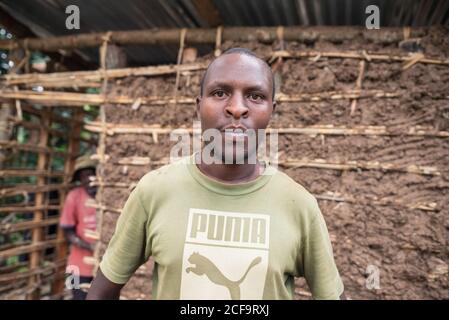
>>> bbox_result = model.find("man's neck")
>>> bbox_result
[195,152,262,184]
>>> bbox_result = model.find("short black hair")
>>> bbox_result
[200,47,275,100]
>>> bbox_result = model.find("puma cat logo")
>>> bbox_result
[185,252,262,300]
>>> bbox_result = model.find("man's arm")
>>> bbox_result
[61,226,95,252]
[302,201,344,300]
[86,268,125,300]
[87,184,151,299]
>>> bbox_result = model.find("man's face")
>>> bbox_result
[78,168,95,190]
[196,53,276,163]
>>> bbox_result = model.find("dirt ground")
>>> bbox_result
[97,27,449,300]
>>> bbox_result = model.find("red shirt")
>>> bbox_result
[60,186,97,277]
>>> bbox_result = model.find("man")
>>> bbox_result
[60,155,97,300]
[87,48,344,300]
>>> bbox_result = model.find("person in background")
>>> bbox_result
[59,155,98,300]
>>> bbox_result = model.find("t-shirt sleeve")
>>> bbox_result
[302,200,344,300]
[99,184,151,284]
[60,190,77,227]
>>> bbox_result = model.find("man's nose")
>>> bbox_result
[224,93,249,119]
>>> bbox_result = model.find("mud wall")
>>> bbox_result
[96,27,449,300]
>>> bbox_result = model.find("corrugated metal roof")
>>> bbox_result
[0,0,448,66]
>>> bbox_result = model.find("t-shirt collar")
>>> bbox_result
[186,152,276,196]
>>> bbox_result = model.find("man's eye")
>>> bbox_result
[213,90,226,98]
[249,93,263,101]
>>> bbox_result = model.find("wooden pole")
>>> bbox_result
[0,169,65,178]
[1,217,60,234]
[83,122,449,138]
[0,62,207,88]
[51,108,82,297]
[0,141,73,157]
[0,103,13,167]
[0,183,71,198]
[1,89,429,107]
[0,205,60,213]
[0,239,65,260]
[0,26,432,51]
[27,107,50,299]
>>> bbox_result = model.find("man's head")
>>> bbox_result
[72,155,97,196]
[199,48,276,100]
[75,167,95,186]
[196,48,276,163]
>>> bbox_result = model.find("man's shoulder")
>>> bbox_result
[67,186,84,198]
[271,169,318,209]
[136,156,191,192]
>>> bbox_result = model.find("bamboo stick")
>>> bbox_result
[28,107,50,299]
[274,126,449,137]
[0,169,65,178]
[315,192,438,211]
[1,62,207,88]
[89,155,440,176]
[0,26,431,51]
[0,261,28,274]
[0,205,60,213]
[0,239,64,260]
[52,107,82,296]
[88,180,138,190]
[0,141,72,157]
[280,158,440,176]
[1,217,60,234]
[0,259,66,283]
[85,202,121,214]
[271,50,449,66]
[0,272,61,299]
[0,240,32,252]
[20,104,84,126]
[0,183,71,198]
[92,47,109,278]
[2,88,432,107]
[85,188,438,213]
[350,59,366,116]
[275,90,401,101]
[78,136,98,145]
[1,48,446,90]
[84,122,449,138]
[0,280,28,296]
[7,116,69,139]
[0,89,196,106]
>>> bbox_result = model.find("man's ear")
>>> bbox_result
[196,96,201,120]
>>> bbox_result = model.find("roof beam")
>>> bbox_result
[0,26,436,52]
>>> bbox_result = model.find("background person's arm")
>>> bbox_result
[86,268,125,299]
[62,226,95,251]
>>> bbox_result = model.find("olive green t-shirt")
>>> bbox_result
[100,154,344,300]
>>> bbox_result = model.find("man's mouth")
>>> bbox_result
[223,130,247,137]
[221,125,248,137]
